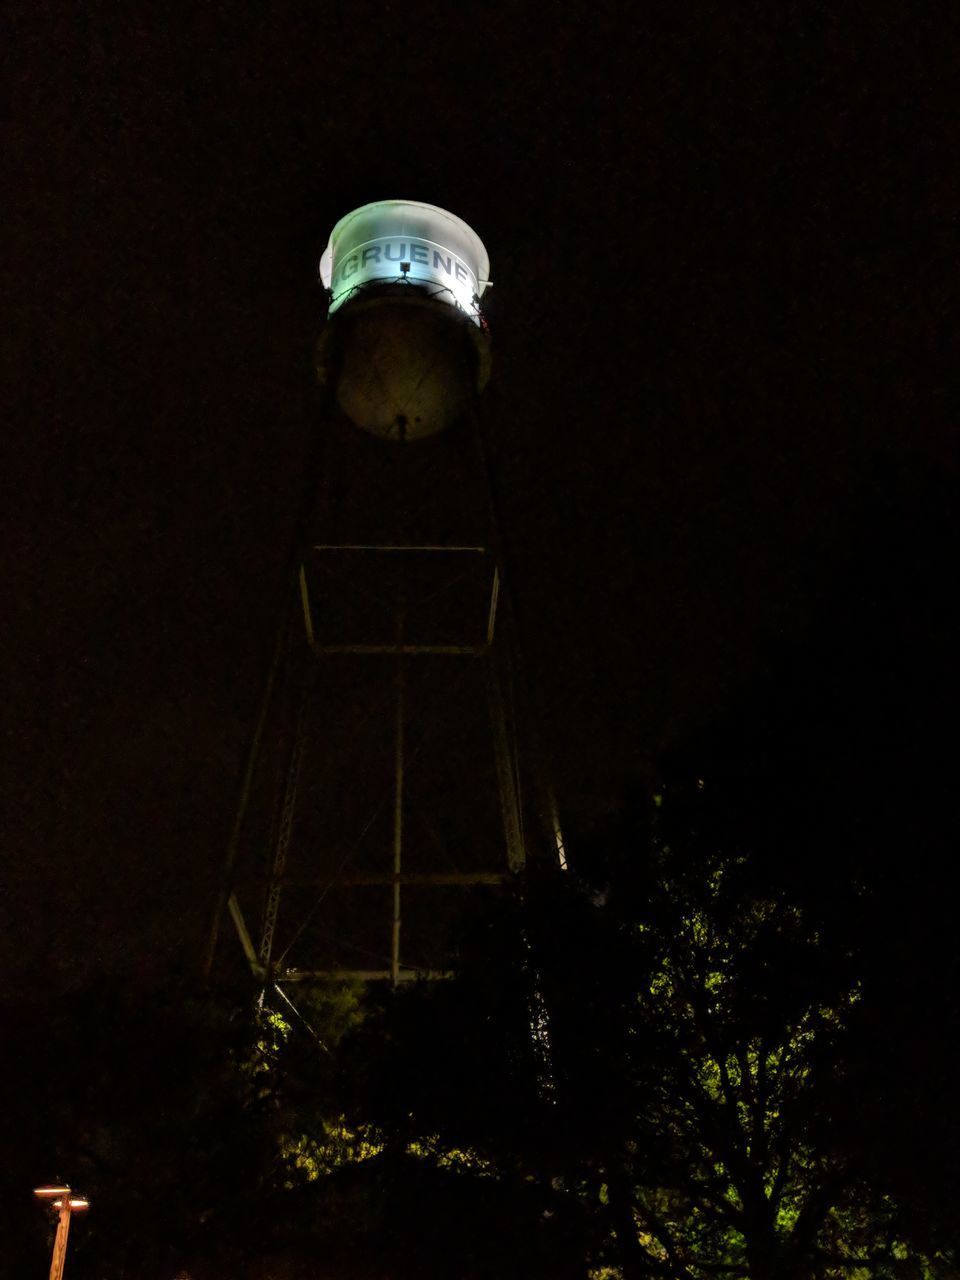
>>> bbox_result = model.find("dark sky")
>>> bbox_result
[3,6,954,988]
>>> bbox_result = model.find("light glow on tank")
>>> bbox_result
[319,200,490,325]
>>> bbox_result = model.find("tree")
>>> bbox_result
[221,770,957,1280]
[520,776,956,1279]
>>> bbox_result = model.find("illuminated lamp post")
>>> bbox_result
[34,1186,89,1280]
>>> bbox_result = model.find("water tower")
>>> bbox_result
[206,201,563,990]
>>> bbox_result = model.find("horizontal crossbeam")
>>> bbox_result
[311,643,484,656]
[313,544,487,554]
[279,968,454,983]
[279,871,511,887]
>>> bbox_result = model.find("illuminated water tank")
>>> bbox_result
[317,201,491,441]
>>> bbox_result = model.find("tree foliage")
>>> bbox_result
[526,780,953,1278]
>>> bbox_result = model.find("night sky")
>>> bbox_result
[4,7,954,993]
